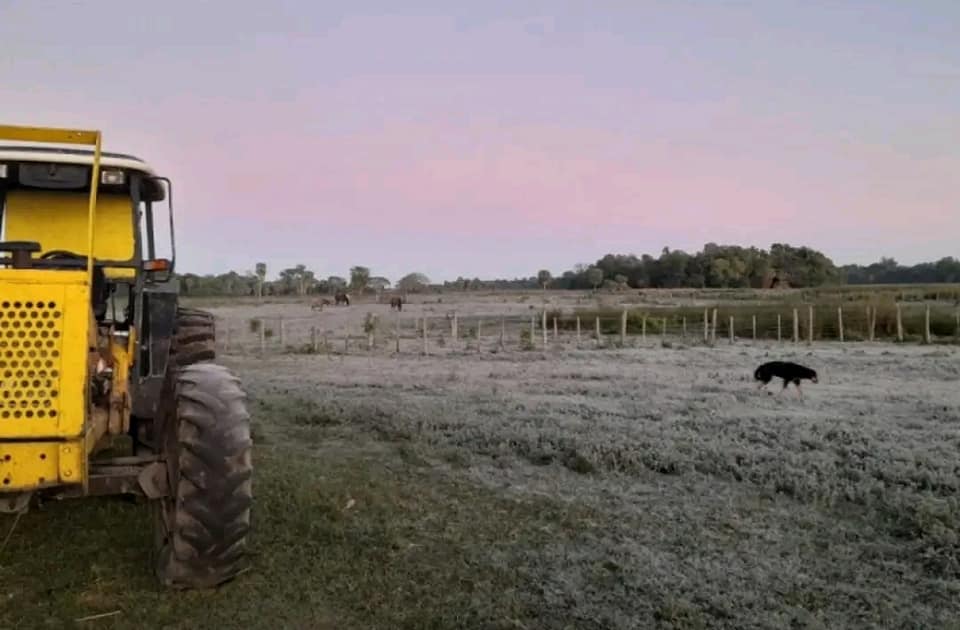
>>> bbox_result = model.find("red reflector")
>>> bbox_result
[143,259,170,271]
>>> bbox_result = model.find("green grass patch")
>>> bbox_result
[0,405,594,630]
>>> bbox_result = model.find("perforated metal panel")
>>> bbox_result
[0,271,88,439]
[0,298,63,423]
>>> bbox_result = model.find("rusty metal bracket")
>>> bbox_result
[137,461,170,499]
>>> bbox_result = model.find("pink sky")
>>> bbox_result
[1,1,958,281]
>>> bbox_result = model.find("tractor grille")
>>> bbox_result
[0,299,63,422]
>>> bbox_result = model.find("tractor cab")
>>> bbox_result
[0,125,252,589]
[0,141,172,323]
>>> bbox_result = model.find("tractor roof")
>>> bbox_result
[0,144,166,201]
[0,144,158,175]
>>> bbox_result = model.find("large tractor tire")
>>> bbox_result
[172,306,216,367]
[154,362,253,589]
[133,306,218,450]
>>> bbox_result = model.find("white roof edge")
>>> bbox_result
[0,149,157,176]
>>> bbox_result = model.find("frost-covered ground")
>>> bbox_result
[223,322,960,629]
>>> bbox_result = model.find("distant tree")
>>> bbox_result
[537,269,552,290]
[613,274,629,291]
[368,276,391,292]
[277,268,296,295]
[586,266,604,291]
[398,272,430,293]
[327,276,347,292]
[350,266,371,294]
[278,264,314,296]
[255,262,267,300]
[296,265,311,295]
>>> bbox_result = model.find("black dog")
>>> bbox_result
[754,361,818,399]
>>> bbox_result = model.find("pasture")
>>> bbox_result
[2,290,959,629]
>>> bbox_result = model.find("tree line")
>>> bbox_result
[175,243,960,297]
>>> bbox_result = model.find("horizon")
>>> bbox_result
[2,1,958,282]
[179,242,953,284]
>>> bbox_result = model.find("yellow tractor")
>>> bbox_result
[0,124,252,588]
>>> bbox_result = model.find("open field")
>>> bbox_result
[2,293,960,629]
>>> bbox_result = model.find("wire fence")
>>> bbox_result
[215,302,960,356]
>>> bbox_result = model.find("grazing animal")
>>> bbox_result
[390,296,403,311]
[754,361,818,399]
[334,291,350,306]
[310,298,331,311]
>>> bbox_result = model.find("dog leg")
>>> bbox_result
[777,379,789,397]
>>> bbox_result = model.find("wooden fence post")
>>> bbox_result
[807,305,814,345]
[896,304,903,342]
[837,307,844,343]
[792,308,799,344]
[868,306,876,342]
[682,316,687,339]
[279,318,285,348]
[422,317,428,355]
[777,314,782,343]
[542,310,548,347]
[576,316,581,345]
[751,315,757,341]
[728,316,735,344]
[452,312,458,345]
[924,305,932,344]
[595,316,601,346]
[553,317,558,341]
[477,319,483,353]
[530,315,536,347]
[259,319,266,353]
[703,308,709,342]
[499,317,505,350]
[711,308,718,344]
[620,309,627,346]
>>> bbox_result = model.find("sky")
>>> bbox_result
[1,0,958,282]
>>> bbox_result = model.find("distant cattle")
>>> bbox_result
[334,291,351,306]
[390,296,403,311]
[310,298,331,311]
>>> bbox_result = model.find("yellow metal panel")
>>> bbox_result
[0,439,84,491]
[4,190,134,263]
[0,125,99,146]
[108,330,135,434]
[0,270,90,438]
[58,441,83,484]
[104,267,136,280]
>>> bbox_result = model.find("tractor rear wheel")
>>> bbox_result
[172,306,217,367]
[154,362,253,589]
